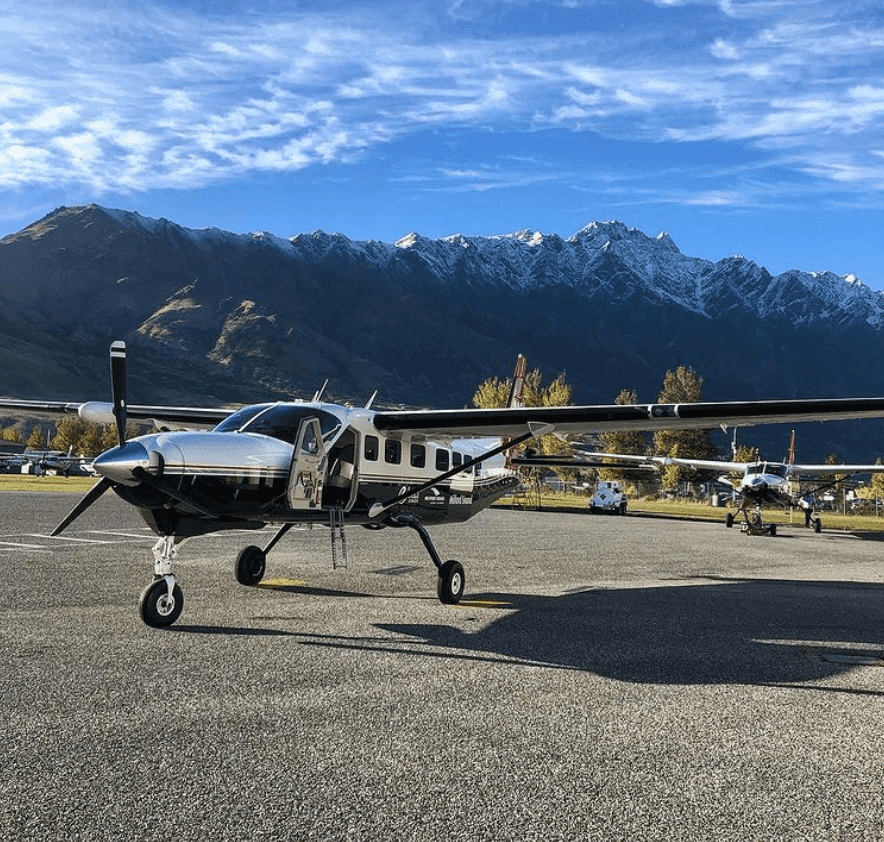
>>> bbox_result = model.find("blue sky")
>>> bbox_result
[3,0,884,286]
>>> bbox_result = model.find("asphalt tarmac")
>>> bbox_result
[3,492,884,841]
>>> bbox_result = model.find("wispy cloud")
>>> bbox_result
[1,0,884,211]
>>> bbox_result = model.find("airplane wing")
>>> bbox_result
[0,399,232,430]
[582,452,746,473]
[791,463,884,475]
[8,393,884,440]
[509,454,657,470]
[372,397,884,439]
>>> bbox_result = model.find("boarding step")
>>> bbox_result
[329,506,348,569]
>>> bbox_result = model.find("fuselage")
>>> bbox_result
[736,462,794,507]
[92,400,520,538]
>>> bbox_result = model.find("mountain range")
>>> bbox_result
[1,204,882,461]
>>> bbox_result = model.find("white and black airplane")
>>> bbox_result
[591,440,884,535]
[7,341,884,626]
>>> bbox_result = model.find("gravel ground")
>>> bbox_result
[3,492,884,841]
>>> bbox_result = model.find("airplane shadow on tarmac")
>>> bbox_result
[351,576,884,690]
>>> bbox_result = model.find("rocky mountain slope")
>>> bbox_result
[1,204,882,460]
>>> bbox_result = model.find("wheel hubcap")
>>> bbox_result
[157,594,175,616]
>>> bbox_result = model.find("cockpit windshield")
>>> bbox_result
[746,462,787,478]
[214,403,342,446]
[214,404,273,433]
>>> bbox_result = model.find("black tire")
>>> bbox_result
[769,523,777,537]
[437,559,465,605]
[814,517,822,533]
[139,578,183,628]
[235,545,266,586]
[725,512,734,528]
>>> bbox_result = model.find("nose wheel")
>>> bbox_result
[139,577,183,628]
[139,535,186,628]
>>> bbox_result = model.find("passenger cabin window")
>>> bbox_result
[385,439,402,465]
[410,443,426,468]
[453,451,463,468]
[364,435,379,461]
[436,448,450,471]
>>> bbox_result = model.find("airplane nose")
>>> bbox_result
[92,441,150,485]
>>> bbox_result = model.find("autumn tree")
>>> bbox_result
[653,365,717,490]
[825,451,847,513]
[868,465,884,514]
[471,376,512,411]
[26,425,47,449]
[472,363,575,462]
[727,443,759,486]
[50,417,90,453]
[1,425,23,443]
[597,388,650,482]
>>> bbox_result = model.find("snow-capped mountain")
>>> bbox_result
[2,203,884,459]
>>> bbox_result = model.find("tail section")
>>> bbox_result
[506,354,527,409]
[504,354,527,467]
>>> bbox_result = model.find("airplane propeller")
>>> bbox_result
[51,477,113,537]
[50,342,129,537]
[110,340,127,448]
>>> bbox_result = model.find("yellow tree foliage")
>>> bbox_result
[597,389,650,482]
[1,425,23,443]
[653,365,717,489]
[472,364,574,461]
[50,417,89,453]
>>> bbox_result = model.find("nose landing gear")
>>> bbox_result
[139,536,186,628]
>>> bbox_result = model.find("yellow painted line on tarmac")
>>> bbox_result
[455,599,513,609]
[258,577,308,589]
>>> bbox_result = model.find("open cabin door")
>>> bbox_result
[287,417,327,510]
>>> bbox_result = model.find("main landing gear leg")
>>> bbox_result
[389,513,466,605]
[234,523,294,587]
[139,535,185,628]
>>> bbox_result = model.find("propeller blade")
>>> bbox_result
[110,341,127,448]
[51,477,113,537]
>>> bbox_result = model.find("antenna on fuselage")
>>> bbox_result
[365,390,378,409]
[312,379,329,403]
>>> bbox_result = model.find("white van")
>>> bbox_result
[589,481,628,514]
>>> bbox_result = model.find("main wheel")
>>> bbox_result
[813,517,822,533]
[235,545,267,586]
[769,523,777,536]
[725,512,734,528]
[437,559,465,605]
[139,578,183,628]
